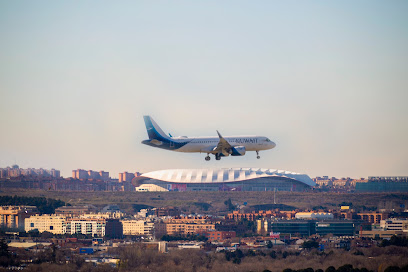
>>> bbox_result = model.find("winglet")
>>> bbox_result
[216,130,223,138]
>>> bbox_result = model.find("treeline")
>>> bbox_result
[222,248,300,264]
[160,234,207,242]
[0,195,66,214]
[380,235,408,247]
[281,264,408,272]
[3,243,408,272]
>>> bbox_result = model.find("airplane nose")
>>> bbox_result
[270,141,276,148]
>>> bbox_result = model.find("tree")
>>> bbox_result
[0,239,13,267]
[384,266,401,272]
[302,240,319,249]
[224,198,235,211]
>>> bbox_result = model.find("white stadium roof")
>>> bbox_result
[141,168,315,187]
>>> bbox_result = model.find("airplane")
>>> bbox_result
[141,116,276,161]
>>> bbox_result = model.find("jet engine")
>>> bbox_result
[231,146,246,156]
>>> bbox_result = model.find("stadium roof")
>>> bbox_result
[141,168,315,187]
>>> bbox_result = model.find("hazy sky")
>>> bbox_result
[1,1,407,179]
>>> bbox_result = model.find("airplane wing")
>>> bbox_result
[213,130,233,156]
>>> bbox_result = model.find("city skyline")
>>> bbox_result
[1,1,407,178]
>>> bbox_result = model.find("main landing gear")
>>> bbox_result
[256,151,260,159]
[205,153,221,161]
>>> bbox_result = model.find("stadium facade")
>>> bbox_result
[134,168,315,192]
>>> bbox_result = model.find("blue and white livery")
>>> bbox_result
[141,116,276,161]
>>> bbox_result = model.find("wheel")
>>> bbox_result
[205,156,210,161]
[257,156,260,159]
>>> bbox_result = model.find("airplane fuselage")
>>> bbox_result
[141,116,276,160]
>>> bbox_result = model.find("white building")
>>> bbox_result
[295,212,334,220]
[121,220,154,236]
[136,184,168,192]
[66,218,106,237]
[25,215,66,234]
[79,212,125,220]
[380,218,408,232]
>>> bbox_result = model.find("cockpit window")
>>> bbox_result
[265,138,271,142]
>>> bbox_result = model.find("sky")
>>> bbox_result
[0,1,407,179]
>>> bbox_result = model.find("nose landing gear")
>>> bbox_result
[256,151,260,159]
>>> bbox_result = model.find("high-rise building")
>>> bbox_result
[72,169,110,181]
[72,169,88,179]
[119,172,135,182]
[99,171,109,181]
[0,206,38,230]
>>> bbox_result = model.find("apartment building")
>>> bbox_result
[0,206,38,230]
[156,222,215,236]
[66,218,106,237]
[228,210,296,221]
[205,230,236,242]
[25,215,66,234]
[55,205,98,217]
[121,220,154,236]
[380,218,408,232]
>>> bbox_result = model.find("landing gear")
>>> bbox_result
[205,155,211,161]
[256,151,260,159]
[215,154,221,160]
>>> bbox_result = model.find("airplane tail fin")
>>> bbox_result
[143,116,170,140]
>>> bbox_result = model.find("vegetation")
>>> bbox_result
[0,189,405,215]
[1,238,408,271]
[0,195,65,214]
[0,239,15,267]
[250,203,297,211]
[379,235,408,247]
[160,234,207,242]
[302,240,319,249]
[193,202,212,211]
[224,198,236,211]
[132,204,154,212]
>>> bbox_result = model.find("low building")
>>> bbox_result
[55,205,98,217]
[25,215,66,234]
[356,177,408,192]
[155,207,181,217]
[380,218,408,232]
[270,220,316,237]
[205,230,236,242]
[360,230,407,239]
[228,210,296,221]
[295,212,334,220]
[315,220,360,236]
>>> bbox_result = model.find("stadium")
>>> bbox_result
[133,168,315,192]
